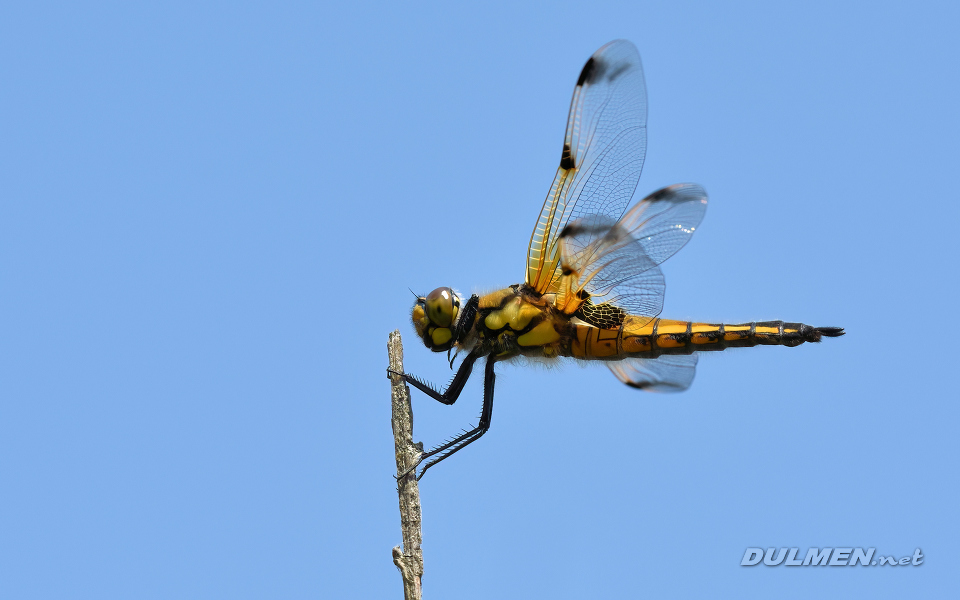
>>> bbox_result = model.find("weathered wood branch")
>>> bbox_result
[388,330,423,599]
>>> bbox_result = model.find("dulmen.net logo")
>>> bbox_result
[741,548,923,567]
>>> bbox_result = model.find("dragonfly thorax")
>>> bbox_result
[412,286,461,352]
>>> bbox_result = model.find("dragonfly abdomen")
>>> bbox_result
[570,318,844,360]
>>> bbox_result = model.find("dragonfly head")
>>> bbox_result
[411,286,461,352]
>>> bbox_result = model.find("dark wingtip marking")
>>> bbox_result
[817,327,845,338]
[607,62,629,82]
[648,187,671,202]
[576,57,596,86]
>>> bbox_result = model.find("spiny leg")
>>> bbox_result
[455,295,479,343]
[388,351,479,405]
[414,356,497,481]
[387,351,480,479]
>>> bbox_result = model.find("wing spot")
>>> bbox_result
[560,143,575,170]
[607,62,629,82]
[576,57,596,86]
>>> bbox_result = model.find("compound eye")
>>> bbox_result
[425,287,458,328]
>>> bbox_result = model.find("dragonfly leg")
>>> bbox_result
[413,356,497,480]
[387,351,479,405]
[454,294,479,343]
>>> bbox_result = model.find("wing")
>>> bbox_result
[607,354,699,392]
[553,184,708,326]
[526,40,647,294]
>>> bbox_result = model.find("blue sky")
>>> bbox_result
[2,2,957,598]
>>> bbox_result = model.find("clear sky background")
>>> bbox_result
[2,2,958,598]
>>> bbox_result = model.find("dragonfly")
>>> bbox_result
[389,40,843,480]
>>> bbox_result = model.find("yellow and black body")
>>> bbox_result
[414,283,841,371]
[390,40,843,480]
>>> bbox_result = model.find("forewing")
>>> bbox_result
[526,40,647,293]
[607,354,699,392]
[554,184,707,322]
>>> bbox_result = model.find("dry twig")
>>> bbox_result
[388,331,423,599]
